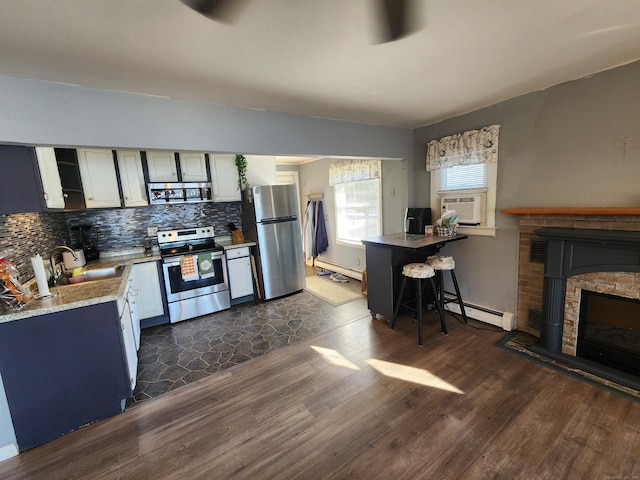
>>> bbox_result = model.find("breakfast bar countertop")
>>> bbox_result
[361,232,468,321]
[362,232,468,249]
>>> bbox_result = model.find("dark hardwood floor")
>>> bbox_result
[2,311,639,479]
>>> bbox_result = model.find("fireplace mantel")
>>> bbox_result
[501,207,640,215]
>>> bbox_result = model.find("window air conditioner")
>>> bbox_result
[440,194,484,225]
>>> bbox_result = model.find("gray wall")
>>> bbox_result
[414,60,640,316]
[5,57,640,320]
[0,73,415,286]
[0,75,413,161]
[0,372,16,454]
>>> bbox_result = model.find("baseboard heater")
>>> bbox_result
[442,294,514,331]
[314,259,513,331]
[314,259,363,281]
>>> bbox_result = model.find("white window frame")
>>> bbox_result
[430,161,498,237]
[334,178,382,247]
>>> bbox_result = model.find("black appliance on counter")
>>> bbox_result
[71,225,100,261]
[404,208,432,234]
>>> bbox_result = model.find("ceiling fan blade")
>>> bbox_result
[180,0,240,23]
[378,0,409,42]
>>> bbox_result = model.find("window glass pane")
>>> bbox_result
[335,179,380,243]
[440,163,487,191]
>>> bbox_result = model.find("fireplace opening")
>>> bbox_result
[577,290,640,377]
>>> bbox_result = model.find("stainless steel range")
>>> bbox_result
[157,226,230,323]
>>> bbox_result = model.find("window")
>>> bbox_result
[427,125,500,236]
[329,159,382,245]
[439,163,487,192]
[334,178,381,245]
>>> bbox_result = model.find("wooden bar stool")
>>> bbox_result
[391,263,447,345]
[426,255,469,332]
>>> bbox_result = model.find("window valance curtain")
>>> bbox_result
[328,159,381,186]
[426,124,500,171]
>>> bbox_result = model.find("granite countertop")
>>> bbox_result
[216,238,256,249]
[0,240,256,323]
[0,251,161,324]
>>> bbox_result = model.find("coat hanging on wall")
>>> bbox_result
[303,194,328,264]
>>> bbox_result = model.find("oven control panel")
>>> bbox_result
[157,227,215,245]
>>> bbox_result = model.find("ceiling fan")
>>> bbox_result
[180,0,416,43]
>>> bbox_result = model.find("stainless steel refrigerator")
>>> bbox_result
[241,184,306,300]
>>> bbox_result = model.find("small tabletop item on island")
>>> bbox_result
[436,211,459,237]
[0,251,27,310]
[424,225,434,236]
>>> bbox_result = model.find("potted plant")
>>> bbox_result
[235,154,250,191]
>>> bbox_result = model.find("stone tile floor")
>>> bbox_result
[128,267,368,407]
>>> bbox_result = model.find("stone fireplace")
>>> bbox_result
[501,208,640,383]
[535,227,640,354]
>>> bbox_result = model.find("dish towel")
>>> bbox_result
[180,255,199,281]
[197,252,215,279]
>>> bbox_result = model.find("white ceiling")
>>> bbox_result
[1,0,640,129]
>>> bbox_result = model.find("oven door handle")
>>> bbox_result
[162,252,224,266]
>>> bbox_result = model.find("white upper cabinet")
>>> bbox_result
[76,149,121,208]
[35,146,65,209]
[179,153,208,182]
[211,154,241,202]
[116,150,148,207]
[146,151,178,182]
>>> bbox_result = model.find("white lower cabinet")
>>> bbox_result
[130,261,165,320]
[226,247,254,299]
[118,278,139,391]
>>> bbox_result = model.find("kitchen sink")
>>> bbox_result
[83,265,126,281]
[84,265,125,281]
[60,264,126,285]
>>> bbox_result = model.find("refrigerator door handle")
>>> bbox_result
[260,216,297,224]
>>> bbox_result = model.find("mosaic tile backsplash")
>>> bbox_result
[1,202,242,282]
[0,212,70,281]
[64,202,242,252]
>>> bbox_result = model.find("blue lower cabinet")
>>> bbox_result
[0,302,130,451]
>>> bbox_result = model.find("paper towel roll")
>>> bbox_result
[31,254,51,297]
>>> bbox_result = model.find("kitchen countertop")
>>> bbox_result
[0,251,161,324]
[216,239,256,249]
[1,240,256,323]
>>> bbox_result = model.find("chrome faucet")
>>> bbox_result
[49,246,78,280]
